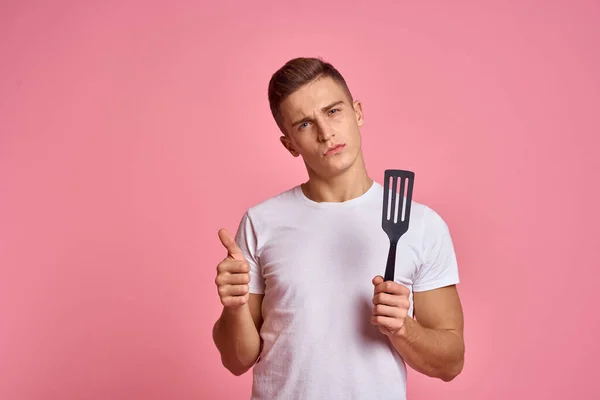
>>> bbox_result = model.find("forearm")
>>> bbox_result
[390,317,464,381]
[212,305,261,376]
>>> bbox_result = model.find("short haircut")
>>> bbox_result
[267,57,353,133]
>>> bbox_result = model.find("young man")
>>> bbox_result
[212,57,465,399]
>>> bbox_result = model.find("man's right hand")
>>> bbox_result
[216,228,251,308]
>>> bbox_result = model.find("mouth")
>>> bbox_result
[324,144,346,156]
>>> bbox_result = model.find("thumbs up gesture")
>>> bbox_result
[215,228,251,308]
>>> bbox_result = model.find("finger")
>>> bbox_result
[215,271,250,286]
[221,292,249,308]
[372,304,403,319]
[374,280,410,296]
[372,292,410,309]
[217,259,250,274]
[372,275,384,286]
[218,228,245,260]
[218,284,249,297]
[375,281,406,294]
[370,315,404,332]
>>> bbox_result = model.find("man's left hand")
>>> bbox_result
[371,275,411,336]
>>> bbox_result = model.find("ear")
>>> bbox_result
[280,135,300,157]
[353,100,364,127]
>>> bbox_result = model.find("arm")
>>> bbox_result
[389,285,465,381]
[213,293,264,376]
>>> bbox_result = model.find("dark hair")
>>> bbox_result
[267,57,353,133]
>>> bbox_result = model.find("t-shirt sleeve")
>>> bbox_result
[234,210,265,294]
[412,206,460,292]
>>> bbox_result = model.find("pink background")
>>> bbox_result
[1,0,599,399]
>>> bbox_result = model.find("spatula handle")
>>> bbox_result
[384,241,397,282]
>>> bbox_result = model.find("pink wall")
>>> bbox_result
[1,1,599,399]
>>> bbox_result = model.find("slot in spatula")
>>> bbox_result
[382,169,415,282]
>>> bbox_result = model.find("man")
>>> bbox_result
[212,57,465,399]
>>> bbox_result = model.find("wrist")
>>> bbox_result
[222,303,250,319]
[392,315,418,340]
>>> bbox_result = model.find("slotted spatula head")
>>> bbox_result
[382,169,415,281]
[382,169,415,241]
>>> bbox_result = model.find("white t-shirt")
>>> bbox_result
[234,180,460,400]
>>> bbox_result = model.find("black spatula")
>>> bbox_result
[382,169,415,282]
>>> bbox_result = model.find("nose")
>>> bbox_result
[316,120,334,142]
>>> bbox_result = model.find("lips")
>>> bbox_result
[324,144,345,156]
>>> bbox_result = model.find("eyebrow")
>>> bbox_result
[290,100,346,127]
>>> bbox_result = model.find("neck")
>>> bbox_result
[302,152,373,203]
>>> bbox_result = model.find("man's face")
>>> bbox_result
[278,76,365,179]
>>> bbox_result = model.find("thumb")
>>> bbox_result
[372,275,384,286]
[218,228,244,260]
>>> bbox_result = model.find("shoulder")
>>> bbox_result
[240,185,303,228]
[246,185,301,214]
[404,200,454,255]
[419,203,451,234]
[394,197,450,236]
[375,180,448,232]
[413,202,456,262]
[235,185,304,258]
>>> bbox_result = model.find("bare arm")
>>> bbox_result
[213,228,265,376]
[213,293,264,376]
[390,285,465,381]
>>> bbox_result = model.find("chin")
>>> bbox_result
[318,159,354,178]
[307,147,360,177]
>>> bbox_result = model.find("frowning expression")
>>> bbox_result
[278,76,364,178]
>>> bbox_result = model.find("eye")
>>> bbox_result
[299,122,310,130]
[329,108,340,115]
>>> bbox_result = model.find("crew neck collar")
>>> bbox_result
[294,180,379,208]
